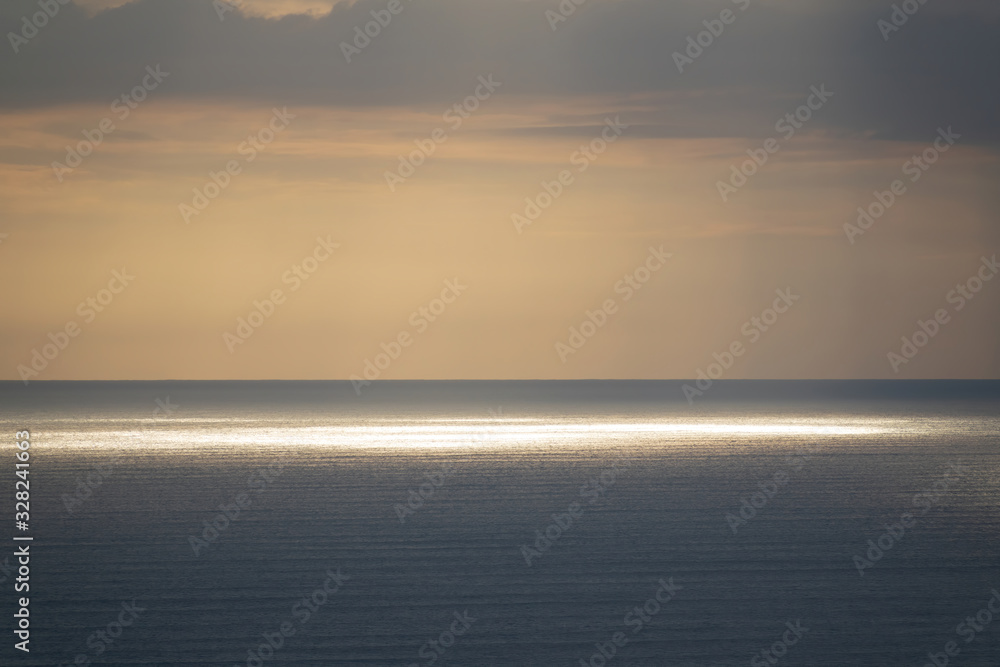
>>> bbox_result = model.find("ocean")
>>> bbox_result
[1,380,998,666]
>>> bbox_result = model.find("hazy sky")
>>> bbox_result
[1,0,998,381]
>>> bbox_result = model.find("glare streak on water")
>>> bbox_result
[37,414,995,456]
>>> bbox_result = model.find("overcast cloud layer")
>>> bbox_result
[2,0,999,143]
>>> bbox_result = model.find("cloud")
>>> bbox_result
[0,0,997,144]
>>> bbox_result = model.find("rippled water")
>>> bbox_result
[1,381,998,666]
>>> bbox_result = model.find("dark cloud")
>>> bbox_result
[1,0,997,143]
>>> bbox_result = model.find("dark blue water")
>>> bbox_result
[0,381,998,666]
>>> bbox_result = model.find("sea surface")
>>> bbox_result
[0,380,998,666]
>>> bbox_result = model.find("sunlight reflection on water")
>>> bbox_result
[40,413,958,456]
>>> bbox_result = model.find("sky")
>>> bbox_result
[0,0,998,382]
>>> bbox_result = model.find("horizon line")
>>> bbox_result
[3,378,1000,384]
